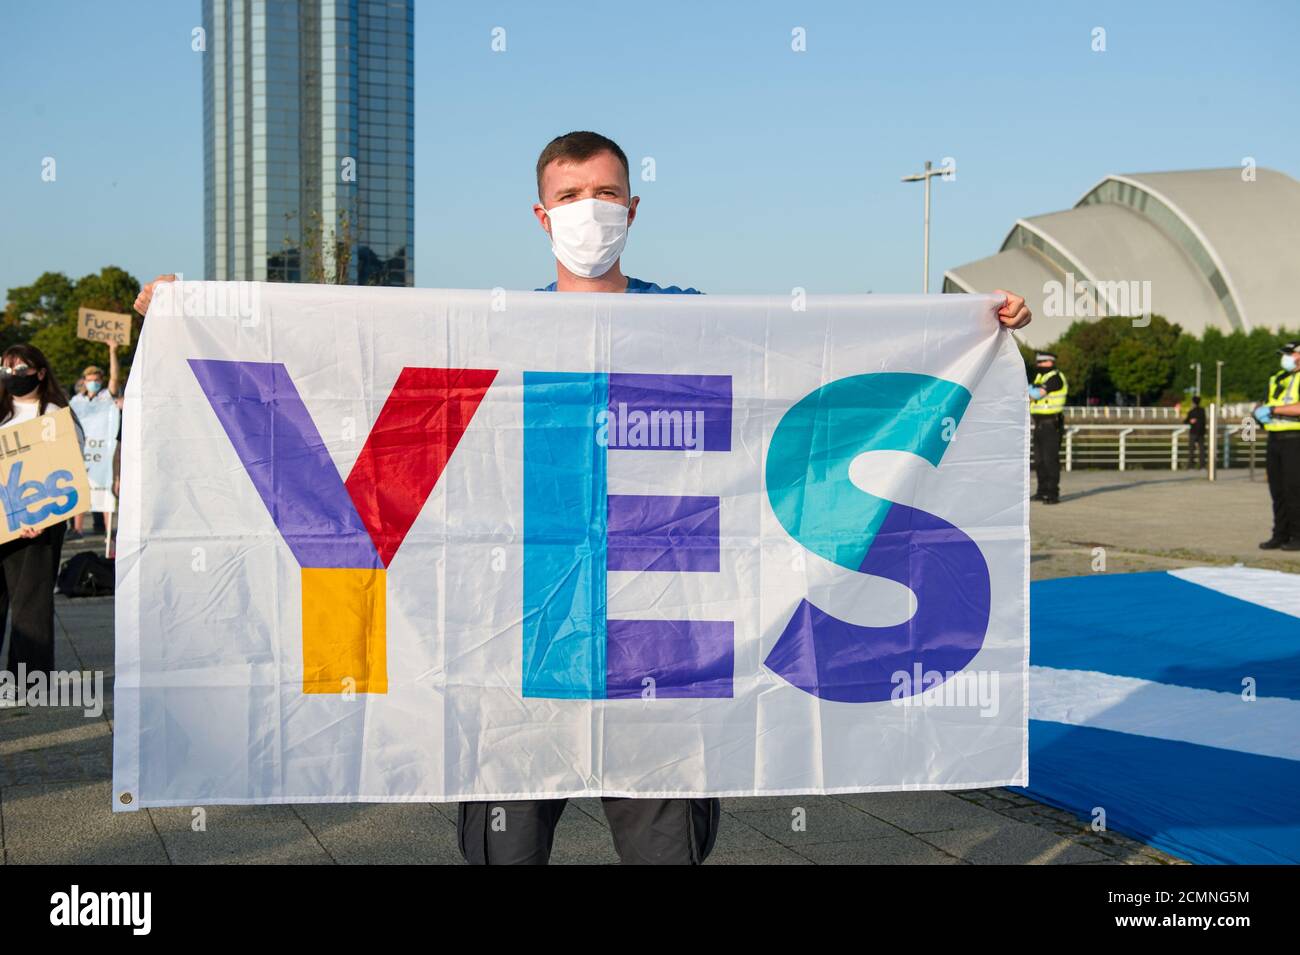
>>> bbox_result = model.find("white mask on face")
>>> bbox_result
[543,198,629,278]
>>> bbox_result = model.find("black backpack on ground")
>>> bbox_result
[57,552,115,597]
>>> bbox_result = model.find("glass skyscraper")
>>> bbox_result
[202,0,414,286]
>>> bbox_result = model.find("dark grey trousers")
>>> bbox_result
[457,797,721,865]
[1,521,65,675]
[1032,414,1062,499]
[1266,432,1300,541]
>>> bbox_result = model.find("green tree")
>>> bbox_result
[1054,319,1119,401]
[1046,313,1182,404]
[5,266,141,388]
[1109,335,1174,402]
[1015,337,1036,375]
[2,271,77,351]
[1164,325,1300,403]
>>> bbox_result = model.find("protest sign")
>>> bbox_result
[0,406,91,544]
[77,307,132,346]
[70,394,120,511]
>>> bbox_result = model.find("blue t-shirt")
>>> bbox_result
[536,276,701,294]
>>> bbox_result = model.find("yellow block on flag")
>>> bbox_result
[300,567,387,694]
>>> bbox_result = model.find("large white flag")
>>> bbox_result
[112,282,1028,810]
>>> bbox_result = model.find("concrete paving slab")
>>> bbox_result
[1031,470,1300,578]
[835,790,1012,832]
[148,805,332,864]
[568,797,612,828]
[2,780,166,864]
[0,702,108,746]
[705,844,814,865]
[919,822,1110,865]
[547,807,621,865]
[994,805,1177,864]
[428,801,459,827]
[715,811,796,851]
[797,834,966,865]
[294,803,463,864]
[729,800,901,846]
[721,795,832,812]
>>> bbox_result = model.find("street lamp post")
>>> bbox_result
[1215,360,1224,407]
[902,160,948,293]
[1190,362,1202,396]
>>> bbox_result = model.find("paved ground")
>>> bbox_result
[11,467,1284,864]
[1030,467,1300,579]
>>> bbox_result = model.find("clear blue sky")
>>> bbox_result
[1,0,1297,299]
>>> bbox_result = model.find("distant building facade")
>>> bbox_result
[202,0,414,286]
[945,168,1300,346]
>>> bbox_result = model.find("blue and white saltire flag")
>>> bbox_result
[113,282,1028,809]
[1025,566,1300,865]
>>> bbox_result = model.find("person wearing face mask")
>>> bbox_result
[453,130,1036,866]
[128,129,1035,865]
[69,346,121,541]
[80,359,119,402]
[448,133,716,865]
[529,131,698,295]
[0,345,85,698]
[1254,341,1300,551]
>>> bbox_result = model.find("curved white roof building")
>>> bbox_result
[944,168,1300,346]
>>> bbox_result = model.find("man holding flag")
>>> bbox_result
[460,130,1033,864]
[131,129,1033,865]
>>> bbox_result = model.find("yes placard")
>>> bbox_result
[0,406,90,544]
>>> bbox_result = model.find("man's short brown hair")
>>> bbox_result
[535,131,630,197]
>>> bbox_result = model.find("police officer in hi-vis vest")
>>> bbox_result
[1029,352,1068,504]
[1254,340,1300,551]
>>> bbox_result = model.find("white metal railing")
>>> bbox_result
[1170,425,1187,469]
[1054,421,1264,471]
[1063,403,1254,422]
